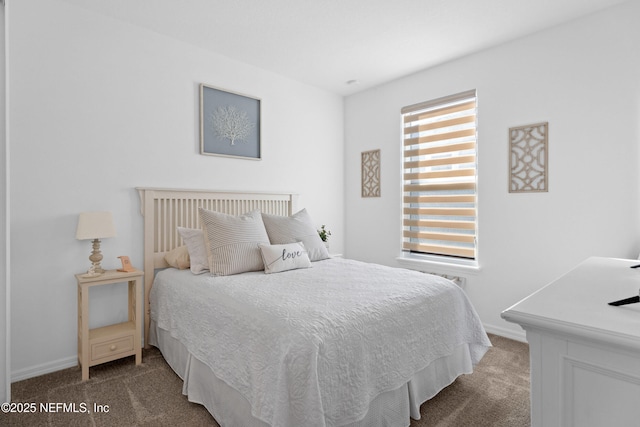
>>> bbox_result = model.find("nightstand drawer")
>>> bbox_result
[91,335,134,362]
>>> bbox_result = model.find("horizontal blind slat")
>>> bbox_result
[404,114,476,135]
[404,154,475,169]
[403,230,475,243]
[404,141,476,157]
[404,182,475,192]
[404,207,476,216]
[404,155,476,169]
[403,195,475,203]
[404,129,476,146]
[404,168,476,181]
[403,219,475,229]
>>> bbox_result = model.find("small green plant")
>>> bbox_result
[317,225,331,242]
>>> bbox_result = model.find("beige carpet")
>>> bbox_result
[418,335,530,426]
[4,334,529,426]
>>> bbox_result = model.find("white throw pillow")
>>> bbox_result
[199,208,270,276]
[261,209,329,261]
[259,242,311,274]
[177,227,209,274]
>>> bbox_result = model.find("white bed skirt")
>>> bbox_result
[150,320,476,427]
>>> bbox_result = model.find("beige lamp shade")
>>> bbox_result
[76,212,117,240]
[76,212,116,275]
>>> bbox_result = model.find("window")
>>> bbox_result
[401,90,477,261]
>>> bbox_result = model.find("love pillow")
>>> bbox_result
[258,242,311,274]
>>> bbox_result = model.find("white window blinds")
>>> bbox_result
[402,90,477,260]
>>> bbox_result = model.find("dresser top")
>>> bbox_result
[502,257,640,347]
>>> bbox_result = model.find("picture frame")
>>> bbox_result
[200,83,261,160]
[509,121,548,193]
[361,149,381,197]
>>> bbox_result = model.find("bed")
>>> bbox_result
[137,187,491,427]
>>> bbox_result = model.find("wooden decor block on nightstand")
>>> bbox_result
[76,269,144,381]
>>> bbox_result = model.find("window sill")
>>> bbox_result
[395,253,481,277]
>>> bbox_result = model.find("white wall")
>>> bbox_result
[344,0,640,340]
[8,0,344,379]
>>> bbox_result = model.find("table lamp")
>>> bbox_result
[76,211,116,275]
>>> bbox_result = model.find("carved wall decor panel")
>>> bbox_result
[361,149,381,197]
[509,122,548,193]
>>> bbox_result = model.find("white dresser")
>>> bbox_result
[501,257,640,427]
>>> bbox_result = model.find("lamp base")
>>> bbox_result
[91,265,105,274]
[81,271,103,278]
[87,238,105,275]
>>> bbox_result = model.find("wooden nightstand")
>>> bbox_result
[76,269,144,381]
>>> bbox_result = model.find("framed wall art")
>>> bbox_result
[509,122,548,193]
[361,149,381,197]
[200,83,261,160]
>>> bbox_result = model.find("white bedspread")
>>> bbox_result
[151,258,490,427]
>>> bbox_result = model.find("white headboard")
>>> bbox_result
[136,187,298,346]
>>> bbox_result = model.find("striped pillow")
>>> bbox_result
[261,209,329,262]
[198,208,270,276]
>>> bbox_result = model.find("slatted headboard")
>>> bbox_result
[136,187,298,346]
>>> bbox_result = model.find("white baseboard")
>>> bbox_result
[11,355,77,383]
[483,322,527,343]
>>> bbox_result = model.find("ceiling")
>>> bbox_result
[59,0,628,96]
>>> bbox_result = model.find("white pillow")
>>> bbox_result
[259,242,311,274]
[199,208,270,276]
[164,245,190,270]
[177,227,209,274]
[261,209,329,261]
